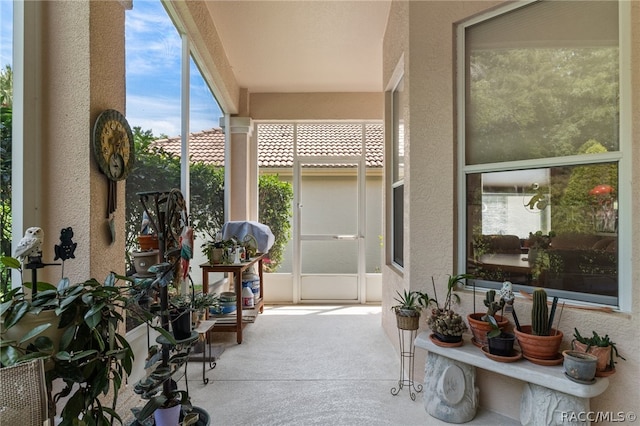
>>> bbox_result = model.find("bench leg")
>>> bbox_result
[424,352,478,423]
[521,383,590,426]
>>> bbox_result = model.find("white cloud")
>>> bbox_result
[125,0,223,138]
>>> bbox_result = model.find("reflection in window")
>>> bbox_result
[465,1,619,165]
[461,0,622,306]
[467,164,618,304]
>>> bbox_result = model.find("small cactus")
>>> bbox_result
[531,288,550,336]
[482,289,505,321]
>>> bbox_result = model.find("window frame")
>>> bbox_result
[456,0,632,311]
[387,57,405,270]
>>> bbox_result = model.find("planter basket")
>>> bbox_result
[396,313,420,330]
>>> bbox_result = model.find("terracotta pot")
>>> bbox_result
[515,325,564,360]
[467,313,510,347]
[138,234,159,251]
[571,340,612,372]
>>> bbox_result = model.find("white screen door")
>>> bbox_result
[294,124,366,302]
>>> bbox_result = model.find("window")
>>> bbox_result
[459,0,627,306]
[125,2,223,331]
[391,76,404,268]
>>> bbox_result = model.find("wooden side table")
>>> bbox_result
[200,253,265,344]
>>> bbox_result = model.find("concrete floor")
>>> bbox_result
[120,305,517,425]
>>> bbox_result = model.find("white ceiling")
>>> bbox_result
[205,1,392,93]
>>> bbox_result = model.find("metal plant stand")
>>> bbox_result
[391,327,423,400]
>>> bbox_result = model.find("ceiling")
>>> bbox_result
[204,1,392,93]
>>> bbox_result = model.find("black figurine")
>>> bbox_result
[54,227,77,261]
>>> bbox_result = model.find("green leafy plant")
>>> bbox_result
[573,328,625,369]
[486,315,501,339]
[0,256,135,426]
[391,289,432,316]
[527,230,556,250]
[135,389,191,422]
[192,292,219,311]
[258,174,293,272]
[426,274,473,337]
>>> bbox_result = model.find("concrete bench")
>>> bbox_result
[414,332,609,425]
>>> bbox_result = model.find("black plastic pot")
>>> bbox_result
[434,333,463,343]
[170,308,192,340]
[487,331,516,356]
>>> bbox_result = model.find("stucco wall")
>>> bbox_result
[383,0,639,421]
[37,0,127,283]
[249,92,383,120]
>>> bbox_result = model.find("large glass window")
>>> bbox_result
[461,0,623,306]
[391,76,404,268]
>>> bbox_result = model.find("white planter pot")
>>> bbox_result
[153,404,181,426]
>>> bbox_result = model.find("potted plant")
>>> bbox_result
[514,288,564,362]
[391,289,431,330]
[0,256,135,425]
[192,291,219,324]
[426,274,470,344]
[525,230,555,266]
[486,315,516,357]
[169,293,193,340]
[572,328,625,375]
[467,288,511,348]
[135,388,191,426]
[562,350,598,383]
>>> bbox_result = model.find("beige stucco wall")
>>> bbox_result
[36,1,126,283]
[383,0,639,421]
[249,92,383,120]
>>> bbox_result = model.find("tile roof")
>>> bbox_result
[152,123,383,168]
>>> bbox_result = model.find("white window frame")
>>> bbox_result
[387,55,405,270]
[456,0,632,312]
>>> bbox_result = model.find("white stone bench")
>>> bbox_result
[414,332,610,425]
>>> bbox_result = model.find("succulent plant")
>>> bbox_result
[482,289,505,321]
[427,308,468,337]
[531,288,550,335]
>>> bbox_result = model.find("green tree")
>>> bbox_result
[1,65,13,292]
[551,140,617,234]
[189,162,224,244]
[259,174,293,272]
[469,47,619,164]
[125,127,181,269]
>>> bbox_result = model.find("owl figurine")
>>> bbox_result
[499,281,515,304]
[14,227,44,261]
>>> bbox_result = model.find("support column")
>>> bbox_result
[520,383,590,426]
[424,351,478,423]
[221,117,255,221]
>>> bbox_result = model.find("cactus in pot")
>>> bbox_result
[515,287,563,361]
[531,288,550,336]
[482,289,505,321]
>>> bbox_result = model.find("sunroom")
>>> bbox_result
[3,0,639,424]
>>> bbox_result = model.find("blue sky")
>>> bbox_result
[1,0,222,138]
[0,1,12,77]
